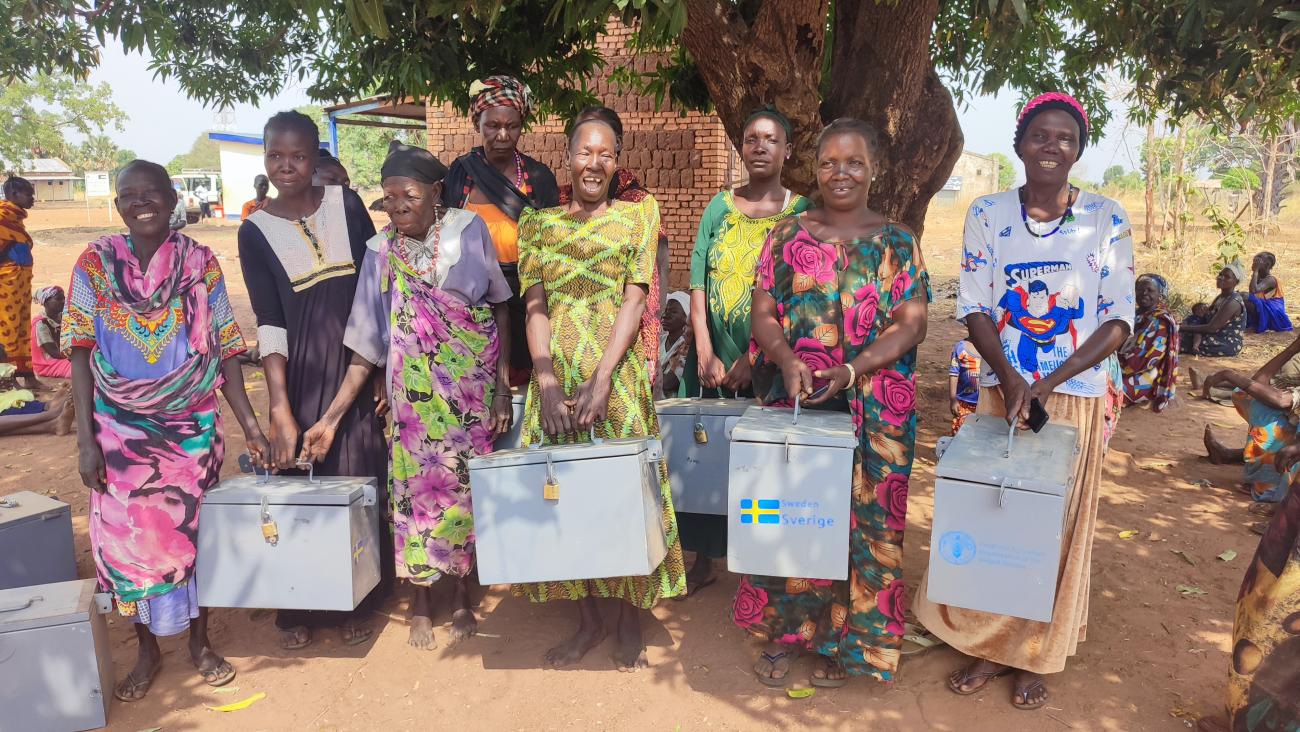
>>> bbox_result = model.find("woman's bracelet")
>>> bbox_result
[843,362,857,391]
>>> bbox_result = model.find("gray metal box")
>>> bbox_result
[196,473,381,611]
[656,398,752,515]
[926,415,1081,622]
[0,492,77,591]
[469,437,668,585]
[727,405,856,580]
[0,579,113,732]
[493,391,527,451]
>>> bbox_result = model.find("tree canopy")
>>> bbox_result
[5,1,1299,230]
[0,73,125,174]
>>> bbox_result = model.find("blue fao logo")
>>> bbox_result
[939,531,977,565]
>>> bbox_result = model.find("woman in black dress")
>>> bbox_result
[237,111,388,650]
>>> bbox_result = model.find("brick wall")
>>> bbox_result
[425,22,741,290]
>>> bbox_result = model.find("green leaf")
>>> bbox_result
[1217,549,1238,562]
[787,687,816,699]
[1176,585,1207,596]
[1170,549,1196,566]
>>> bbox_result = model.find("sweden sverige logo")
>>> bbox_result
[739,499,780,525]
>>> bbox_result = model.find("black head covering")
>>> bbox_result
[744,104,792,140]
[380,140,448,184]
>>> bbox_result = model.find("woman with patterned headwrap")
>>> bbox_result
[442,75,560,388]
[30,285,71,379]
[0,176,38,389]
[1119,273,1179,412]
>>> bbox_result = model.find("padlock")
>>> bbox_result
[543,477,560,501]
[261,519,279,545]
[693,421,709,444]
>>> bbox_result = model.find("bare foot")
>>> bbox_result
[545,617,606,668]
[1205,425,1245,465]
[613,611,648,672]
[409,615,437,650]
[449,609,477,646]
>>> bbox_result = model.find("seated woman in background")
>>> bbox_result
[30,285,70,380]
[1201,333,1300,504]
[657,292,691,399]
[1246,251,1293,334]
[1119,273,1178,412]
[1181,263,1246,357]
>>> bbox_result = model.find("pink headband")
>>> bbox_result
[1017,92,1090,134]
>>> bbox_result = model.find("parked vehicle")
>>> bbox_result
[170,170,222,223]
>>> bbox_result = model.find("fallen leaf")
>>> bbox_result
[206,692,266,712]
[787,687,816,699]
[1218,549,1238,562]
[1176,585,1207,596]
[1170,549,1196,566]
[137,728,162,732]
[211,686,242,695]
[1119,530,1139,539]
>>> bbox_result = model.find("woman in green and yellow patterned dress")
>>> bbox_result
[736,118,929,689]
[512,116,685,671]
[683,106,810,593]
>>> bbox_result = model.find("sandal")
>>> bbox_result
[197,658,236,687]
[753,646,795,688]
[1012,672,1048,710]
[947,660,1012,696]
[1248,502,1278,517]
[901,622,945,656]
[1250,521,1269,536]
[810,657,848,688]
[113,664,161,703]
[340,622,374,646]
[279,625,312,651]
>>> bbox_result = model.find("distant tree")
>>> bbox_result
[66,134,120,174]
[1219,166,1262,191]
[113,148,138,175]
[1102,165,1125,186]
[0,74,125,174]
[166,134,221,174]
[296,106,423,189]
[988,152,1016,191]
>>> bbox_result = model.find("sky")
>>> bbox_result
[86,44,1143,181]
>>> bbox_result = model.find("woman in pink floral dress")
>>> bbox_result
[735,119,929,688]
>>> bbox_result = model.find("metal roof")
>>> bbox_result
[19,158,73,174]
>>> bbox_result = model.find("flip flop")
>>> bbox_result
[674,574,718,600]
[279,625,311,651]
[340,623,374,646]
[197,658,236,687]
[901,622,945,656]
[113,663,161,703]
[948,661,1012,696]
[753,648,793,688]
[810,657,848,688]
[1012,674,1048,711]
[1248,502,1278,517]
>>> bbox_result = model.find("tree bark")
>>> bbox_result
[823,0,962,236]
[679,0,963,236]
[680,0,829,198]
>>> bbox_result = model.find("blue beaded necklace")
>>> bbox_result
[1019,184,1077,238]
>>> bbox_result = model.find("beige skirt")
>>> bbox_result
[913,387,1107,674]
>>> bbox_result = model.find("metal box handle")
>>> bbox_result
[0,498,18,509]
[294,459,320,484]
[92,592,112,615]
[0,595,41,614]
[792,395,802,425]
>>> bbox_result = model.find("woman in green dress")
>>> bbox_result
[512,117,686,671]
[684,106,810,594]
[736,118,929,688]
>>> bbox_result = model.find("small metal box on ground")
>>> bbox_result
[0,579,113,732]
[469,437,667,585]
[727,405,856,580]
[0,491,77,591]
[656,397,752,516]
[196,472,381,611]
[493,390,527,451]
[926,414,1081,623]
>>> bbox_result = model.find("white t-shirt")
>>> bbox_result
[956,188,1135,398]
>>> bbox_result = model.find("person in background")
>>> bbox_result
[0,358,70,435]
[740,118,929,690]
[205,184,221,219]
[1120,273,1179,412]
[241,175,271,220]
[310,141,514,651]
[30,285,70,380]
[684,105,809,594]
[1246,251,1293,334]
[169,183,189,231]
[658,292,691,399]
[916,92,1134,711]
[1181,264,1246,357]
[317,151,351,188]
[513,116,685,671]
[238,111,388,651]
[1201,333,1300,505]
[442,75,560,388]
[949,338,981,433]
[1195,441,1300,732]
[64,159,270,702]
[194,183,211,220]
[0,176,38,389]
[558,106,668,397]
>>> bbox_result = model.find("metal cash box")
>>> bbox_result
[469,435,668,585]
[196,468,381,611]
[727,404,856,580]
[926,414,1081,622]
[0,579,113,732]
[0,491,77,591]
[656,397,752,515]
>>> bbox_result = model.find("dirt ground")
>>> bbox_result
[4,201,1293,732]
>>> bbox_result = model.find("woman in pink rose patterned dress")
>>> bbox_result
[734,118,929,689]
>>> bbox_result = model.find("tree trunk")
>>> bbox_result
[823,0,962,236]
[679,0,962,236]
[680,0,829,201]
[1144,120,1156,245]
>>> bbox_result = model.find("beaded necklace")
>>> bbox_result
[1018,184,1077,238]
[399,206,446,278]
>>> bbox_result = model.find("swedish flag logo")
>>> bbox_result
[740,499,781,525]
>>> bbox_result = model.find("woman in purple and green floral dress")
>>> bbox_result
[305,142,513,651]
[736,119,929,688]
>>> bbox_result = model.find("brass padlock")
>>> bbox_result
[260,496,279,546]
[693,421,709,444]
[543,477,560,501]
